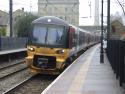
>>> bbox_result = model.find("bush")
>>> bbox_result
[0,27,6,36]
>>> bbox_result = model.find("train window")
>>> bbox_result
[47,27,64,45]
[32,26,47,44]
[32,25,64,46]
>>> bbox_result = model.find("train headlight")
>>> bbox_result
[28,47,35,51]
[56,50,65,54]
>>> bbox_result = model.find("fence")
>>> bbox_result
[107,39,125,86]
[0,37,27,51]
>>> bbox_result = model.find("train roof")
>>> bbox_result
[32,16,69,26]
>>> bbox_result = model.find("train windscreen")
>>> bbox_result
[32,25,65,47]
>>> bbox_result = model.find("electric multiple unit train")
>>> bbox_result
[26,16,100,75]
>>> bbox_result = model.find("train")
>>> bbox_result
[26,16,100,75]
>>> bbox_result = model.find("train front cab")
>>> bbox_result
[26,25,78,75]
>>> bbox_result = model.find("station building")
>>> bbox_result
[38,0,79,26]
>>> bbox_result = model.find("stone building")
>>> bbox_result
[38,0,79,26]
[111,20,125,40]
[0,10,9,26]
[0,9,25,36]
[0,10,9,36]
[13,8,25,22]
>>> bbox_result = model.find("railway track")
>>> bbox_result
[0,59,33,94]
[0,58,57,94]
[2,74,34,94]
[2,51,86,94]
[0,59,27,79]
[0,59,25,69]
[3,74,57,94]
[0,50,87,94]
[0,67,33,94]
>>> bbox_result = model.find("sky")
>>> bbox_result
[0,0,37,12]
[79,0,124,25]
[0,0,124,25]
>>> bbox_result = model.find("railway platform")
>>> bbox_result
[0,48,26,55]
[41,44,125,94]
[0,48,27,62]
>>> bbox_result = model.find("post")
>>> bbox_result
[0,33,1,51]
[9,0,13,37]
[107,0,110,41]
[100,0,104,63]
[89,1,91,18]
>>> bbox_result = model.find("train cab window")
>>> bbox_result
[32,25,65,47]
[33,26,47,44]
[47,27,64,45]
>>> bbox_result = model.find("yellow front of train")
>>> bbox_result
[26,46,70,75]
[26,16,72,75]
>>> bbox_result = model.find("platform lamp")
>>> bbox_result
[100,0,104,63]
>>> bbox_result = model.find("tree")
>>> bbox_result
[0,27,6,36]
[14,13,38,37]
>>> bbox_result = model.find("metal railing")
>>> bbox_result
[107,39,125,86]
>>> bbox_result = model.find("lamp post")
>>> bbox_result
[107,0,110,41]
[9,0,13,37]
[100,0,104,63]
[88,1,91,18]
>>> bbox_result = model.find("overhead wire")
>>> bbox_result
[13,0,35,12]
[115,0,125,15]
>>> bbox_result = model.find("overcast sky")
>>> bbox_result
[0,0,37,12]
[0,0,124,25]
